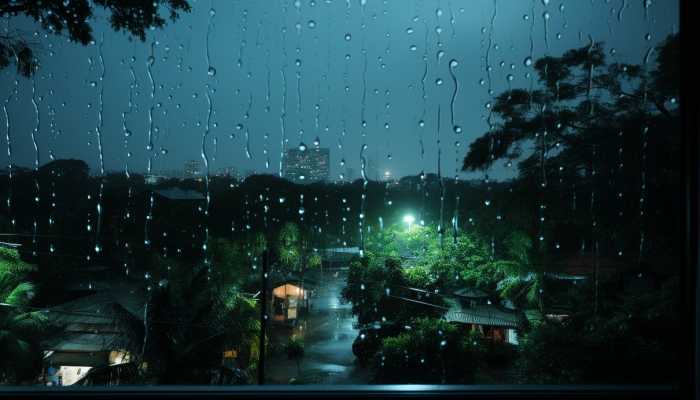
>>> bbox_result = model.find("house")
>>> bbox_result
[321,246,361,269]
[443,288,523,345]
[41,280,145,386]
[268,274,317,324]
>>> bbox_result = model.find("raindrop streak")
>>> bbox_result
[278,18,289,177]
[448,0,457,40]
[206,6,216,77]
[485,0,497,160]
[3,90,15,229]
[437,106,445,249]
[202,86,213,269]
[146,41,157,158]
[359,0,369,255]
[542,3,550,52]
[30,75,40,256]
[527,0,536,110]
[93,35,106,254]
[485,0,497,96]
[245,93,253,159]
[638,0,653,263]
[265,49,272,170]
[419,20,429,167]
[617,0,627,22]
[448,59,460,133]
[122,65,136,179]
[586,35,595,115]
[144,41,157,249]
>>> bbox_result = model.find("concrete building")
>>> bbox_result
[281,147,330,184]
[183,159,201,179]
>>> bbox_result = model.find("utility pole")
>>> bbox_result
[258,248,269,385]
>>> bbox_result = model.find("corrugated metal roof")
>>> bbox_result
[453,287,489,298]
[443,297,521,329]
[43,333,129,352]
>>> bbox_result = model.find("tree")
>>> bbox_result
[485,231,546,310]
[140,257,259,384]
[0,0,191,76]
[0,248,48,384]
[284,337,305,378]
[208,238,255,291]
[462,35,680,264]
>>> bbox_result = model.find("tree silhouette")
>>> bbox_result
[0,0,191,76]
[462,35,680,262]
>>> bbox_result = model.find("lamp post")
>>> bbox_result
[403,214,415,232]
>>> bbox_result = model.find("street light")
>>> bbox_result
[403,214,415,231]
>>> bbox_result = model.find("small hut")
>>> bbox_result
[269,276,317,323]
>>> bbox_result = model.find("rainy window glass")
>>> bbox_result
[0,0,682,388]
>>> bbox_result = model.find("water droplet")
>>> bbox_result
[207,66,216,77]
[344,33,352,41]
[524,57,533,67]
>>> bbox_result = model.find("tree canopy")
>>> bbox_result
[0,0,191,76]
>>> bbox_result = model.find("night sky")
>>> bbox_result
[0,0,678,181]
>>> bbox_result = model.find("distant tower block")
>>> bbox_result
[282,148,330,184]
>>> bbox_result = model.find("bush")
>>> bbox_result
[373,318,486,384]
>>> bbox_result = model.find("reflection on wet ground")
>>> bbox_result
[265,268,372,384]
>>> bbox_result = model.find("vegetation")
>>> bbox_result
[0,248,48,384]
[339,34,681,384]
[141,255,260,384]
[375,318,488,384]
[284,337,305,378]
[0,0,191,76]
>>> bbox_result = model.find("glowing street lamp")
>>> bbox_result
[403,214,415,231]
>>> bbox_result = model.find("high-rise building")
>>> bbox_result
[282,147,330,184]
[183,159,201,179]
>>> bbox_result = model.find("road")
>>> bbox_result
[265,268,372,384]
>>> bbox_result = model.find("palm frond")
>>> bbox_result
[0,248,35,275]
[3,282,35,307]
[9,311,48,337]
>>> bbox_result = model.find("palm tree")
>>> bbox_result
[0,248,48,384]
[141,259,260,384]
[492,232,545,311]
